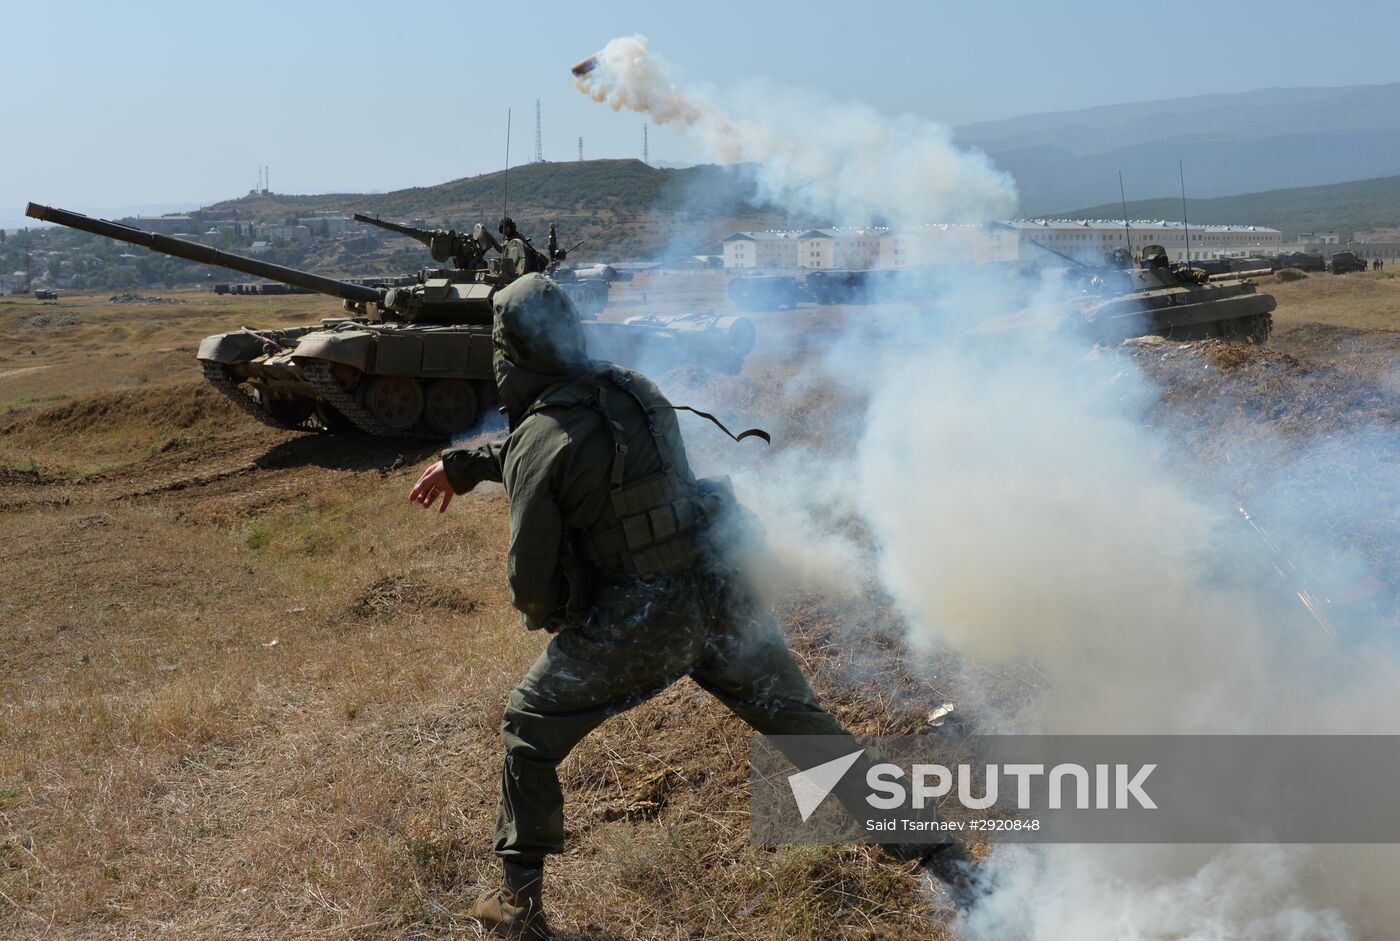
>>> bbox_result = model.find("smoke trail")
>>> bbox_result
[578,36,1400,938]
[574,35,1017,225]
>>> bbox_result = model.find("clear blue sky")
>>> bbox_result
[6,0,1400,215]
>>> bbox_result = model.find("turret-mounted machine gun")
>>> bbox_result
[352,213,496,273]
[26,202,756,438]
[355,212,611,319]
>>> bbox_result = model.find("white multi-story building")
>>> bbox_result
[880,224,1019,266]
[794,228,891,269]
[722,230,805,269]
[722,220,1283,271]
[996,220,1283,263]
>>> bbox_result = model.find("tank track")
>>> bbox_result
[1224,312,1273,345]
[300,360,439,440]
[200,361,313,431]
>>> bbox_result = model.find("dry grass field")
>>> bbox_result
[2,270,1397,939]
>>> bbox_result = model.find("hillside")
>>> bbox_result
[955,83,1400,213]
[204,159,789,260]
[1052,173,1400,238]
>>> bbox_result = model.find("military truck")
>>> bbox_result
[1271,251,1326,273]
[727,275,805,311]
[26,202,756,439]
[1328,251,1368,274]
[33,288,58,301]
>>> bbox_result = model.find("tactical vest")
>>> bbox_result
[526,366,706,579]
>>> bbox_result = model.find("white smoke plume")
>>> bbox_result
[578,36,1400,939]
[574,34,1017,225]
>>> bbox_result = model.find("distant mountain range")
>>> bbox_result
[1057,174,1400,237]
[201,154,1400,246]
[955,83,1400,214]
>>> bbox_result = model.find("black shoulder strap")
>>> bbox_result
[526,367,770,447]
[608,372,770,447]
[657,405,770,446]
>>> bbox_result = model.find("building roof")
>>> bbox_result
[723,230,806,242]
[1002,219,1280,233]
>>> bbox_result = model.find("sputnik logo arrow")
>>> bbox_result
[787,749,865,822]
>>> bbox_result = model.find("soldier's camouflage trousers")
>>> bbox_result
[493,566,856,862]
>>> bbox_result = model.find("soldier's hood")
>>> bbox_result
[492,274,591,428]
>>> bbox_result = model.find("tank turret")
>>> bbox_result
[356,212,612,319]
[27,202,755,438]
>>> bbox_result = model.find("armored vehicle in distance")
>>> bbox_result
[26,202,756,439]
[1328,251,1368,274]
[983,244,1277,345]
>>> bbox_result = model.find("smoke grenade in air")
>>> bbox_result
[573,35,1400,938]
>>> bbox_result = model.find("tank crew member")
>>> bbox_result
[496,217,550,276]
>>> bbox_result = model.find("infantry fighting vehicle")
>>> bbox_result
[354,213,610,318]
[1328,251,1368,274]
[26,202,756,439]
[985,243,1277,344]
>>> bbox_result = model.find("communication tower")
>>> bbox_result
[534,100,543,163]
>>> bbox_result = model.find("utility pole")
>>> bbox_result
[578,136,583,162]
[534,99,543,163]
[642,122,649,166]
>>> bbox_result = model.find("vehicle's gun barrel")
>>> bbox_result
[352,213,434,246]
[26,202,383,305]
[1026,238,1090,268]
[25,203,383,303]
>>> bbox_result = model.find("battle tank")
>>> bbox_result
[353,213,610,319]
[987,243,1277,344]
[26,203,756,439]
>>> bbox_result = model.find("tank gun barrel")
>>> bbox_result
[1025,238,1089,269]
[352,213,433,246]
[25,202,383,305]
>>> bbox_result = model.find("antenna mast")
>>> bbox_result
[578,136,583,162]
[502,109,512,223]
[534,99,543,163]
[1119,170,1133,258]
[643,122,649,165]
[1179,158,1191,264]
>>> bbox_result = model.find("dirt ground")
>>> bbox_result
[2,270,1397,939]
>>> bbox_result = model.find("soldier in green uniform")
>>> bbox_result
[495,217,549,276]
[410,274,973,937]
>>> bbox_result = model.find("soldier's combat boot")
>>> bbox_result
[920,841,982,909]
[473,861,550,939]
[882,840,983,910]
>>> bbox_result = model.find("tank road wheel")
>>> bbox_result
[252,389,315,427]
[360,375,424,433]
[422,379,480,437]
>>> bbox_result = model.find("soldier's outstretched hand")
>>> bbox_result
[409,460,454,513]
